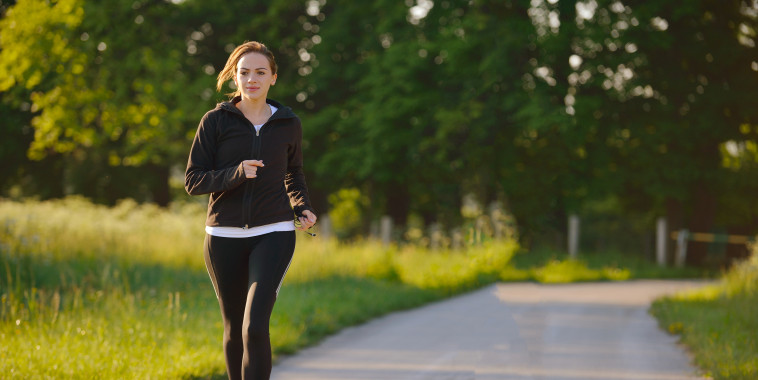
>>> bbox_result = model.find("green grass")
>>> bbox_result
[651,251,758,380]
[508,247,708,283]
[0,197,708,378]
[0,198,518,378]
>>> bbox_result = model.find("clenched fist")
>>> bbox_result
[297,210,318,231]
[242,160,264,178]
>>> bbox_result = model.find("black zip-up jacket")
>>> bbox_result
[185,97,313,228]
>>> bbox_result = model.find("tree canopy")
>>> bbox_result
[1,0,757,263]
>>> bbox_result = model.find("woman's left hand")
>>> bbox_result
[297,210,318,231]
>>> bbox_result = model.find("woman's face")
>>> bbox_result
[234,52,277,101]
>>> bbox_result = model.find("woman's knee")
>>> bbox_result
[243,319,270,343]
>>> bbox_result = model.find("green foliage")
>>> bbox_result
[327,188,368,239]
[1,0,189,204]
[721,249,758,297]
[570,0,758,260]
[510,247,708,282]
[1,0,757,259]
[4,0,162,160]
[651,249,758,379]
[531,259,630,283]
[0,0,313,205]
[393,241,520,291]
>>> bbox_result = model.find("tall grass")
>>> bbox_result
[0,197,519,378]
[651,246,758,379]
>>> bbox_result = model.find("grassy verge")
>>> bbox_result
[0,198,516,378]
[508,247,708,283]
[650,251,758,380]
[1,197,707,378]
[1,274,441,379]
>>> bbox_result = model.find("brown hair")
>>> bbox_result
[216,41,278,98]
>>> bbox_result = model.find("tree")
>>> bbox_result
[570,0,758,264]
[0,0,312,206]
[0,0,191,205]
[304,0,540,232]
[302,0,428,226]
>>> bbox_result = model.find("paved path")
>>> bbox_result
[272,280,710,380]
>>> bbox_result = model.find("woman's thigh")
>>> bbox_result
[247,231,296,296]
[204,234,250,321]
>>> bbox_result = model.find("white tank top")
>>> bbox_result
[206,221,295,238]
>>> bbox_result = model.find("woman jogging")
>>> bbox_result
[185,41,317,380]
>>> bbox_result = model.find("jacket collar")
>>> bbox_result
[218,97,296,121]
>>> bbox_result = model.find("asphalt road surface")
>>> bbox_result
[272,280,710,380]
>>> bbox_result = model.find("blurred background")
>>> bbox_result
[2,2,758,378]
[2,0,757,267]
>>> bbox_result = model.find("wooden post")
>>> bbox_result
[489,201,504,240]
[675,229,689,268]
[451,227,463,250]
[429,223,442,250]
[474,217,487,246]
[568,214,580,259]
[656,217,667,267]
[380,215,392,246]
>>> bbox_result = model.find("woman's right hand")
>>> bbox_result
[242,160,264,178]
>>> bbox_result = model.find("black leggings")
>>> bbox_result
[203,231,296,380]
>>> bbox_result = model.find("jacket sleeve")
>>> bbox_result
[185,112,247,196]
[285,118,314,217]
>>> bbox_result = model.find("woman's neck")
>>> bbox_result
[237,98,271,116]
[237,97,270,114]
[236,97,270,120]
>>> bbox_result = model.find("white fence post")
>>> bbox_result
[568,214,580,259]
[489,201,504,240]
[319,214,332,241]
[451,227,463,250]
[429,223,442,250]
[675,229,689,268]
[656,217,667,267]
[380,215,393,246]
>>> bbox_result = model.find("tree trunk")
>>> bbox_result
[43,156,67,199]
[149,164,171,207]
[665,197,683,266]
[686,183,717,267]
[306,184,329,216]
[386,182,410,227]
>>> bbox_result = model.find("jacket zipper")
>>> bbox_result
[248,125,264,227]
[231,104,279,229]
[244,116,271,228]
